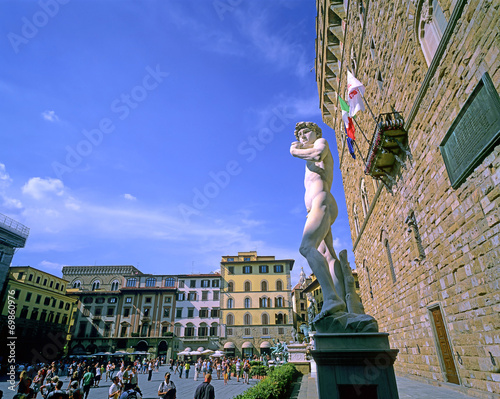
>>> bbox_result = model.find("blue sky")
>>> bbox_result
[0,0,355,285]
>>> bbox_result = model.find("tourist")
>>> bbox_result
[216,360,221,380]
[235,358,241,382]
[184,361,190,379]
[158,372,176,399]
[81,368,93,399]
[194,373,215,399]
[243,360,250,384]
[33,370,44,398]
[46,381,66,399]
[94,364,101,387]
[178,362,183,379]
[223,361,228,386]
[194,359,201,381]
[148,360,153,381]
[108,376,121,399]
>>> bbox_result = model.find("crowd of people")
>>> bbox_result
[12,355,256,399]
[13,358,161,399]
[168,357,251,385]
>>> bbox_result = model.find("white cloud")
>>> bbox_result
[41,110,59,122]
[0,163,12,187]
[123,193,137,201]
[39,260,63,272]
[22,177,65,200]
[2,196,23,209]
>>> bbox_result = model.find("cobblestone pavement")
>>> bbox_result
[0,368,486,399]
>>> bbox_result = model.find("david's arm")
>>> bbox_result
[290,138,328,162]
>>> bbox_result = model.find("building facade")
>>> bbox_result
[220,251,295,358]
[315,0,499,396]
[63,266,222,359]
[173,274,221,354]
[0,266,76,364]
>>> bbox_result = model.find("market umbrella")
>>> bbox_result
[202,349,214,355]
[189,351,202,356]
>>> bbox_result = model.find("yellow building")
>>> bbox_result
[0,266,76,363]
[220,251,294,358]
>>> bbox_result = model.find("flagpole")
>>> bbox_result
[352,116,371,145]
[361,94,378,123]
[352,139,368,169]
[339,129,346,168]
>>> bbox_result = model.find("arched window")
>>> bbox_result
[244,313,252,325]
[146,278,156,287]
[126,278,137,287]
[91,280,100,291]
[275,296,284,308]
[260,297,269,308]
[210,322,218,336]
[353,204,360,235]
[228,281,234,292]
[261,280,268,292]
[275,313,285,325]
[417,0,447,66]
[72,280,81,289]
[276,280,283,291]
[110,280,119,291]
[244,297,251,309]
[244,281,251,292]
[261,313,269,325]
[381,230,396,283]
[360,179,369,218]
[227,298,234,309]
[226,314,234,326]
[165,278,175,287]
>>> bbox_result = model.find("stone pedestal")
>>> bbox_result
[288,343,310,374]
[311,333,399,399]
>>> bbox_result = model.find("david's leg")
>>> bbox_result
[299,206,345,319]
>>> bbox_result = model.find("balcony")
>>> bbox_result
[364,112,411,193]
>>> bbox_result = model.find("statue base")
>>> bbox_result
[311,333,399,399]
[314,312,379,333]
[287,342,310,374]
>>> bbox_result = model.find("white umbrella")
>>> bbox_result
[202,349,214,355]
[210,353,223,357]
[189,351,202,356]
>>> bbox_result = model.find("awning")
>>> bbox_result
[260,341,271,348]
[224,342,235,349]
[242,341,253,349]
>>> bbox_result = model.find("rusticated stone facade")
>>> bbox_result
[316,0,499,397]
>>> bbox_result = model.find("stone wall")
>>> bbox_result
[317,0,499,396]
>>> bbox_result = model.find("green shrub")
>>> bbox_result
[233,363,298,399]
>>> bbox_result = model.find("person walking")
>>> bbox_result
[194,360,201,381]
[148,361,153,381]
[82,368,94,399]
[178,362,183,379]
[108,376,121,399]
[184,362,190,379]
[194,373,215,399]
[235,359,241,383]
[243,360,250,384]
[158,372,176,399]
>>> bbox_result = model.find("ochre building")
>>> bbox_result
[220,251,294,358]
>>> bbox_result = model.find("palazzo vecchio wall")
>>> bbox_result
[315,0,499,397]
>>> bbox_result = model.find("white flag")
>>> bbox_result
[347,70,365,117]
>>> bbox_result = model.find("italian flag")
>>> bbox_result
[339,96,355,140]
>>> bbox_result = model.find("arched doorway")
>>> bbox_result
[158,341,168,355]
[135,340,149,352]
